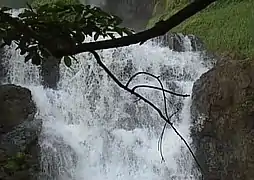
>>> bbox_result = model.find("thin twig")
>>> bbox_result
[158,109,180,162]
[132,85,189,97]
[126,71,172,119]
[133,97,141,103]
[126,71,159,87]
[158,122,167,162]
[127,70,177,161]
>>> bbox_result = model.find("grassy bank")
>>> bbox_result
[148,0,254,58]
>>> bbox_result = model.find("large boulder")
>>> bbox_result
[0,84,41,180]
[0,84,36,133]
[191,59,254,179]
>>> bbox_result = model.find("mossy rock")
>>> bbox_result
[191,58,254,179]
[0,148,40,180]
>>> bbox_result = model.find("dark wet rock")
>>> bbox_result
[152,32,206,52]
[188,34,206,52]
[40,56,61,89]
[191,59,254,179]
[0,84,36,134]
[0,119,42,156]
[0,84,41,180]
[0,46,8,84]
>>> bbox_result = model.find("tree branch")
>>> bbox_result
[132,85,189,97]
[56,0,217,57]
[89,50,204,175]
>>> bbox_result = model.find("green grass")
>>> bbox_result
[148,0,254,58]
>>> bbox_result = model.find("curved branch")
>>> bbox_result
[158,109,179,161]
[125,71,172,121]
[132,85,190,97]
[89,50,204,175]
[126,71,159,87]
[57,0,217,57]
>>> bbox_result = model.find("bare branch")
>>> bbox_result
[158,122,167,162]
[158,110,179,162]
[126,71,160,87]
[132,85,190,97]
[89,50,204,175]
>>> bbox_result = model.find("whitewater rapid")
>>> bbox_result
[3,36,209,180]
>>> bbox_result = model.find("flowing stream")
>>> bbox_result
[3,35,209,180]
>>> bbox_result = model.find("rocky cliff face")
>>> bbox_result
[152,32,206,52]
[191,58,254,179]
[0,84,41,180]
[102,0,155,30]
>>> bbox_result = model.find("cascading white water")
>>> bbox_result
[3,35,209,180]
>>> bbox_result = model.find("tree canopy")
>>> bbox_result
[0,2,133,66]
[0,0,217,66]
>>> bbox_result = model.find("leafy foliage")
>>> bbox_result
[31,0,80,8]
[0,2,134,67]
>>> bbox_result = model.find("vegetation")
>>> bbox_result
[3,152,28,172]
[148,0,254,58]
[0,2,133,66]
[0,0,216,64]
[31,0,80,8]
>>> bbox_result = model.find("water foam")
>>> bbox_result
[3,35,209,180]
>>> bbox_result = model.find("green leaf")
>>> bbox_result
[18,9,35,18]
[36,4,50,14]
[107,33,115,39]
[114,27,123,36]
[94,32,100,41]
[26,3,34,12]
[123,28,134,36]
[73,31,85,43]
[0,7,11,12]
[63,56,72,67]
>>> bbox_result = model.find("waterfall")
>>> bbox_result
[2,35,209,180]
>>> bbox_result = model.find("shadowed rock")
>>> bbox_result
[152,32,206,52]
[191,59,254,179]
[0,84,41,180]
[40,56,61,89]
[0,84,36,133]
